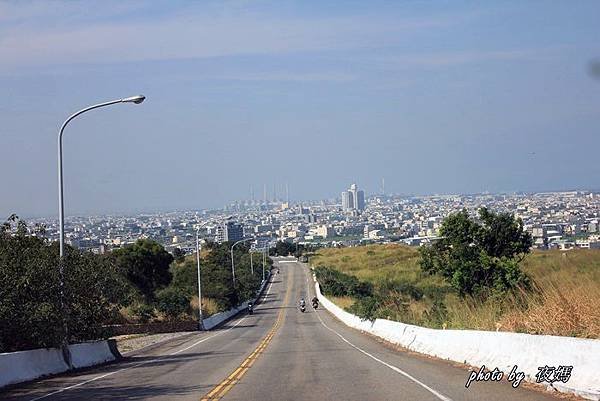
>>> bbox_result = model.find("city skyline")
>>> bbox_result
[10,183,600,220]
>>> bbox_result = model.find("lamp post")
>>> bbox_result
[57,95,145,347]
[193,221,212,330]
[262,247,266,282]
[196,229,204,330]
[230,238,252,286]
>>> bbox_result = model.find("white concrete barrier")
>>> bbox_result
[0,347,68,388]
[0,340,120,389]
[203,274,271,331]
[315,280,600,401]
[68,340,118,369]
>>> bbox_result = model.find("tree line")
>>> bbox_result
[0,215,270,352]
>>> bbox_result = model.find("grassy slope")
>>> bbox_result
[311,244,600,338]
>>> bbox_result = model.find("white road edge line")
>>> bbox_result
[302,261,453,401]
[29,272,277,401]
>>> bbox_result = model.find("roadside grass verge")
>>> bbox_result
[311,244,600,338]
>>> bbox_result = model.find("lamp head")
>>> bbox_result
[122,95,146,104]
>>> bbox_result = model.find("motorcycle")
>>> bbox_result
[300,304,306,313]
[247,303,254,315]
[312,301,319,309]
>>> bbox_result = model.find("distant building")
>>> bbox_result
[216,220,244,243]
[342,183,365,212]
[315,225,336,238]
[304,214,318,223]
[341,191,353,211]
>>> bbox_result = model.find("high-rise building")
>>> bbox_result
[356,189,365,211]
[342,183,365,212]
[341,191,353,211]
[216,220,244,243]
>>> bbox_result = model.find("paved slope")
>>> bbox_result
[0,262,290,401]
[223,260,561,401]
[1,258,565,401]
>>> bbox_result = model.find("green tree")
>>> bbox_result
[113,239,173,302]
[167,242,271,313]
[0,216,130,352]
[419,208,532,297]
[172,247,186,263]
[271,241,299,256]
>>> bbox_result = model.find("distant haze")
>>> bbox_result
[1,1,599,218]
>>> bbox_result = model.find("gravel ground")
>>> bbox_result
[113,331,195,355]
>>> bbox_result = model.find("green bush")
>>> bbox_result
[349,296,381,322]
[314,266,373,298]
[156,287,190,319]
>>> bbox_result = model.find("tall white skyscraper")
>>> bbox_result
[342,183,365,211]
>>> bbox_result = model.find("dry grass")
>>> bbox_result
[329,296,355,310]
[499,279,600,337]
[191,296,220,318]
[312,244,600,338]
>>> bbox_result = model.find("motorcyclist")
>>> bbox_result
[299,297,306,307]
[247,302,253,315]
[311,296,319,308]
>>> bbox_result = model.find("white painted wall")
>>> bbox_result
[315,280,600,401]
[0,340,118,388]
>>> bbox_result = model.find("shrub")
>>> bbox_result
[131,303,156,323]
[156,287,190,319]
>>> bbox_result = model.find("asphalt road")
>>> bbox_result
[1,257,563,401]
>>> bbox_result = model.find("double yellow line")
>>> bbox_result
[200,272,291,401]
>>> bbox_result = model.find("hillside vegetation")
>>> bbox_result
[311,244,600,338]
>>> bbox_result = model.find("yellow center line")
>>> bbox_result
[200,270,292,401]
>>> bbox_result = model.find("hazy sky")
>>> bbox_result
[1,1,599,218]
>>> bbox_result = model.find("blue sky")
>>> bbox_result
[1,1,599,217]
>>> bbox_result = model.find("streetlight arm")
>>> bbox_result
[230,238,252,286]
[57,96,145,258]
[59,99,121,143]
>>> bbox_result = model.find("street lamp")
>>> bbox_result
[230,238,252,286]
[194,221,214,330]
[57,95,145,345]
[58,95,145,258]
[262,247,267,282]
[195,229,204,330]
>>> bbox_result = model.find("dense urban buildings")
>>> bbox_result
[19,189,600,255]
